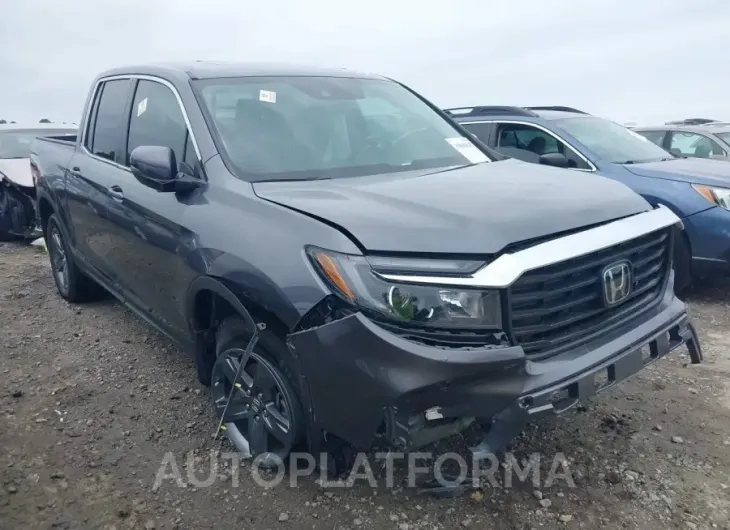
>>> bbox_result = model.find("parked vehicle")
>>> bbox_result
[633,122,730,161]
[0,123,76,240]
[665,118,720,126]
[447,105,730,291]
[32,64,700,468]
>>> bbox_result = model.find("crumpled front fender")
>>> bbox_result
[288,312,526,449]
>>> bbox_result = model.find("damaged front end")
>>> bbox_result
[285,208,700,461]
[288,295,526,453]
[0,175,40,241]
[288,289,699,462]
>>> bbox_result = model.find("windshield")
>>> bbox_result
[193,76,489,181]
[554,116,673,164]
[0,130,76,159]
[717,132,730,146]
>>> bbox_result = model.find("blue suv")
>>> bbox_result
[447,105,730,292]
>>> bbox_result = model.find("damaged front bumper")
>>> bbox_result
[289,287,700,454]
[0,177,40,240]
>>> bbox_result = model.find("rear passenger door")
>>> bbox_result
[105,78,201,340]
[67,77,135,286]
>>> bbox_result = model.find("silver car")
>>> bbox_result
[0,122,77,240]
[633,121,730,161]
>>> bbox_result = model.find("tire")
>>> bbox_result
[45,214,104,303]
[673,231,692,296]
[210,316,305,466]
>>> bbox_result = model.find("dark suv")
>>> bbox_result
[31,63,700,466]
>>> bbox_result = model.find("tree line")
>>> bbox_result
[0,118,52,124]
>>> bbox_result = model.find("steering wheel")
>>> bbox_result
[389,127,430,148]
[350,128,431,164]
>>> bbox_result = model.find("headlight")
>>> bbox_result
[692,184,730,210]
[307,247,501,329]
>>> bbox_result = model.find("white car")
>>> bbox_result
[0,123,77,240]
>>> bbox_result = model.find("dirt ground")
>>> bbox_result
[1,242,729,530]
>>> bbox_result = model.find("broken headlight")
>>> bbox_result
[307,247,501,329]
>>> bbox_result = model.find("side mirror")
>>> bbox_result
[129,145,202,193]
[539,152,570,168]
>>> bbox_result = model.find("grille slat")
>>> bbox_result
[509,228,671,359]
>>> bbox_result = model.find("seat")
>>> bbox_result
[233,99,314,173]
[694,143,711,158]
[526,136,547,155]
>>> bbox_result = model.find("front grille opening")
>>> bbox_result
[374,320,510,350]
[509,228,671,359]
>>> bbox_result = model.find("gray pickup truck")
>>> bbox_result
[31,62,701,470]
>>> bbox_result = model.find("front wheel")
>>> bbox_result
[211,317,305,467]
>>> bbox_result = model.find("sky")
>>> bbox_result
[1,0,728,126]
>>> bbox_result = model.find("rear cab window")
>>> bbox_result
[85,79,132,164]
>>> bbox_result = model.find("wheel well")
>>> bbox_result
[192,287,290,362]
[38,198,54,235]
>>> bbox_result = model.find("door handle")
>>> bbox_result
[108,185,124,201]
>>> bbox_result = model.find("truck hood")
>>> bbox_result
[0,158,33,188]
[253,159,651,254]
[623,158,730,187]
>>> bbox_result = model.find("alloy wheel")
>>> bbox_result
[48,225,69,294]
[211,348,297,467]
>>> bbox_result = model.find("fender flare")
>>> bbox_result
[185,275,319,449]
[185,275,259,336]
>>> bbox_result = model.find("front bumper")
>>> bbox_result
[683,205,730,277]
[289,285,699,451]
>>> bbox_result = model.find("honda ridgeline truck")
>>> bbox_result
[31,63,702,467]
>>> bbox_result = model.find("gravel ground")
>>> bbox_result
[1,242,729,530]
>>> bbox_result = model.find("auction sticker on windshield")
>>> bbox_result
[259,90,277,104]
[446,137,489,164]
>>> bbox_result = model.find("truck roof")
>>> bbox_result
[96,61,389,82]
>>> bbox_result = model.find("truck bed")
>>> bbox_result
[30,135,78,186]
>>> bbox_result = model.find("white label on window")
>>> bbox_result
[259,90,277,104]
[446,137,489,164]
[136,97,148,117]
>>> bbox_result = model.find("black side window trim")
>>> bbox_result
[84,83,104,152]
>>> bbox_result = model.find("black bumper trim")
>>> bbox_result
[470,314,699,459]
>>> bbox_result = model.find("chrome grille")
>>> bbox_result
[509,228,672,358]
